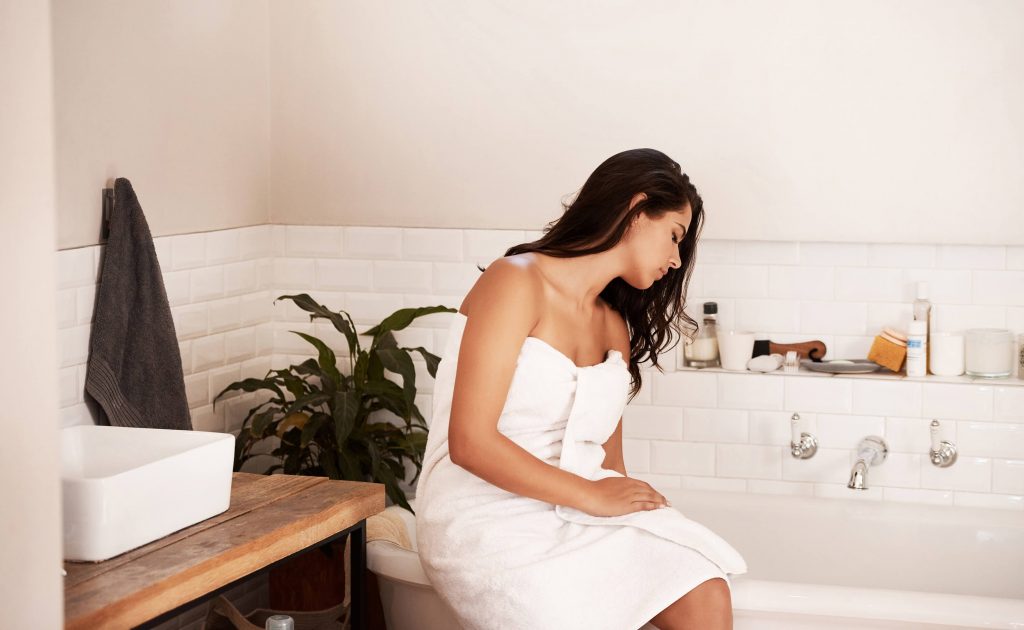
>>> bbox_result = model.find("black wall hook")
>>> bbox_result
[101,188,114,241]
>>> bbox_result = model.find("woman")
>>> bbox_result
[414,148,747,630]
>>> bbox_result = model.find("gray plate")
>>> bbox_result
[800,359,882,374]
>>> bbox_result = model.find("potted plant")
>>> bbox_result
[214,293,455,514]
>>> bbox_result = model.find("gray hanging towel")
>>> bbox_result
[84,178,192,430]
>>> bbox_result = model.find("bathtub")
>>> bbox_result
[654,487,1024,629]
[367,489,1024,629]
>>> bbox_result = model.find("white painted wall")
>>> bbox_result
[51,0,271,249]
[51,1,1024,248]
[0,0,63,626]
[269,0,1024,244]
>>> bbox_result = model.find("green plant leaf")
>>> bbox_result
[273,368,309,399]
[361,381,409,428]
[404,347,442,378]
[332,390,360,447]
[389,430,427,459]
[319,449,341,480]
[366,440,383,478]
[250,408,277,438]
[337,442,364,481]
[276,293,359,355]
[375,348,417,419]
[384,456,407,481]
[406,430,428,450]
[366,349,385,383]
[283,450,302,474]
[362,379,404,400]
[374,460,412,512]
[213,378,284,409]
[362,305,457,338]
[290,331,342,386]
[353,352,369,388]
[284,391,331,415]
[243,400,277,424]
[301,412,330,448]
[375,331,398,350]
[293,358,338,391]
[361,422,404,442]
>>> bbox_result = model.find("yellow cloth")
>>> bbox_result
[366,510,413,551]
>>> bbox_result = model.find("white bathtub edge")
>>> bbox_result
[733,579,1024,629]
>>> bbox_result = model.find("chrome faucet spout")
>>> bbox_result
[847,436,888,490]
[848,459,869,489]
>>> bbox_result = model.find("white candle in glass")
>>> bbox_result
[965,328,1013,378]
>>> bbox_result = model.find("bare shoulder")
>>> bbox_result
[448,255,546,465]
[460,254,544,321]
[601,300,631,358]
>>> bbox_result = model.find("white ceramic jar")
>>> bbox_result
[930,331,965,376]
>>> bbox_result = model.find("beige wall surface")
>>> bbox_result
[1,1,64,626]
[269,0,1024,244]
[52,0,271,250]
[50,1,1024,248]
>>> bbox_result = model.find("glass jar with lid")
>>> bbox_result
[683,302,720,368]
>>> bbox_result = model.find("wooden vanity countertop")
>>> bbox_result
[64,472,384,629]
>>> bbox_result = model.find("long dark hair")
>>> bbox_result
[488,148,704,400]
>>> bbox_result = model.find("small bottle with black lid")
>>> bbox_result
[684,302,720,368]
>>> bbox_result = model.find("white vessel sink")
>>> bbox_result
[61,425,234,562]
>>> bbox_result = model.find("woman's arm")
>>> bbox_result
[454,431,595,511]
[447,257,594,511]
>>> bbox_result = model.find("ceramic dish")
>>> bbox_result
[800,359,882,374]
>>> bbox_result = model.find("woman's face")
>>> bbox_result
[619,196,692,290]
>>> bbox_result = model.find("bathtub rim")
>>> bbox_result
[732,577,1024,629]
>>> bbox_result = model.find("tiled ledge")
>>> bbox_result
[672,364,1024,387]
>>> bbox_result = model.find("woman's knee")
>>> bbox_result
[649,577,733,629]
[699,577,731,600]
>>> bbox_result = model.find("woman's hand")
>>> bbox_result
[579,477,671,517]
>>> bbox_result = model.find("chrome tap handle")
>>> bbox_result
[790,412,818,459]
[929,419,958,467]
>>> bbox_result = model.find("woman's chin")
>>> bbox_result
[620,275,657,290]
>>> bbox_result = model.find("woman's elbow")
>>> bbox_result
[449,443,467,467]
[448,435,475,469]
[448,430,494,470]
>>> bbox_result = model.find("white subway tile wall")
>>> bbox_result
[55,229,1024,515]
[56,225,277,436]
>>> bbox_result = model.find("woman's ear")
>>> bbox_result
[628,192,648,212]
